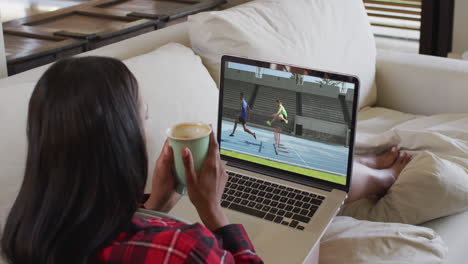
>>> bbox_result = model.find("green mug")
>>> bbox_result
[167,122,211,195]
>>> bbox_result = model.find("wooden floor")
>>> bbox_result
[1,0,92,22]
[0,0,248,22]
[3,0,230,75]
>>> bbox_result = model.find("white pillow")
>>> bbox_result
[321,216,447,264]
[341,151,468,225]
[0,83,35,228]
[188,0,377,109]
[123,43,219,191]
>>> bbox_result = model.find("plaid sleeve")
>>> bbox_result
[97,217,263,264]
[187,224,263,264]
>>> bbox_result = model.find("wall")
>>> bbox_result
[452,0,468,56]
[0,10,7,78]
[294,116,347,137]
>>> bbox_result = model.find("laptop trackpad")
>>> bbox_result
[225,210,266,238]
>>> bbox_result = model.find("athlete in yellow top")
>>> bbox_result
[266,99,288,126]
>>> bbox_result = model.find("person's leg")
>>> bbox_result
[230,120,238,136]
[355,146,399,169]
[242,124,256,139]
[267,114,279,126]
[278,114,288,124]
[347,152,412,203]
[270,114,279,123]
[277,114,286,121]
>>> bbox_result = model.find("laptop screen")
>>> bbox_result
[219,57,358,187]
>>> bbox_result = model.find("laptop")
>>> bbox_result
[170,55,359,263]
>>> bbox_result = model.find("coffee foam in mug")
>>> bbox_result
[169,123,211,140]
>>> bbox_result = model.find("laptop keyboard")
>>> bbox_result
[221,171,326,231]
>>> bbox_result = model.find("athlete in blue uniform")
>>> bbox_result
[230,92,256,139]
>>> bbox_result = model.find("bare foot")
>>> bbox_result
[375,152,413,195]
[356,146,399,169]
[347,153,413,202]
[384,152,412,180]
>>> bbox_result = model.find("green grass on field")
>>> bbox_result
[221,149,346,185]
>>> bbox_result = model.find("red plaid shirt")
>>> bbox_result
[97,215,263,263]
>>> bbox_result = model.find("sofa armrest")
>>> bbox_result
[375,49,468,115]
[0,12,7,79]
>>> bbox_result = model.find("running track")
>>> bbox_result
[220,120,349,176]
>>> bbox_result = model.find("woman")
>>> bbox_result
[266,100,288,126]
[1,57,263,264]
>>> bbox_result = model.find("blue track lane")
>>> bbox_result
[220,120,349,176]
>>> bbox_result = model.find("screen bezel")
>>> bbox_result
[218,55,360,193]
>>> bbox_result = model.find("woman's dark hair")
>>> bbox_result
[1,57,148,264]
[276,99,282,104]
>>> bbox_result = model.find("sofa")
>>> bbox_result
[1,0,467,263]
[0,13,6,79]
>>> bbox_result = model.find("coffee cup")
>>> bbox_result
[167,122,211,194]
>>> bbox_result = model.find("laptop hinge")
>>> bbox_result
[226,161,334,192]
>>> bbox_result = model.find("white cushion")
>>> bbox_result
[0,83,35,228]
[188,0,377,109]
[123,43,219,191]
[321,216,448,264]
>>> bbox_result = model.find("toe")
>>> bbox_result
[401,153,412,164]
[388,146,400,160]
[405,153,411,160]
[398,153,406,164]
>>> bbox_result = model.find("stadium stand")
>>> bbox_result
[222,78,353,145]
[302,94,352,124]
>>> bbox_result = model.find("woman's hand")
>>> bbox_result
[182,130,229,231]
[144,140,181,213]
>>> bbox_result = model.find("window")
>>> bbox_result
[364,0,422,42]
[364,0,455,57]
